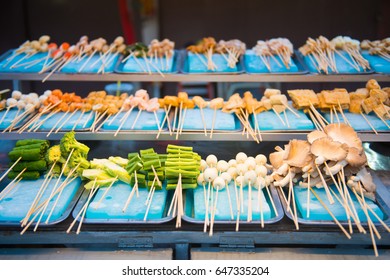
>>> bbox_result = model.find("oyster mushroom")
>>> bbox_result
[311,137,348,162]
[285,140,313,168]
[307,130,327,144]
[346,147,367,167]
[324,123,363,153]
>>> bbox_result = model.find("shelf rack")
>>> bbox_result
[2,131,390,142]
[1,69,390,259]
[1,72,390,83]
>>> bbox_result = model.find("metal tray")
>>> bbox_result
[277,173,390,227]
[0,108,35,131]
[71,182,175,224]
[58,54,123,74]
[180,50,245,74]
[174,108,242,133]
[182,185,284,225]
[361,51,390,75]
[29,110,96,132]
[244,50,309,75]
[296,50,374,75]
[0,175,84,227]
[115,50,180,74]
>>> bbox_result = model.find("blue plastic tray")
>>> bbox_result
[322,111,390,132]
[183,183,283,224]
[361,51,390,74]
[60,53,120,74]
[32,110,95,131]
[251,106,314,131]
[244,50,308,74]
[181,51,244,74]
[72,181,174,223]
[0,108,32,130]
[115,50,179,74]
[0,175,82,226]
[277,174,390,226]
[298,50,373,74]
[0,50,53,73]
[101,109,166,131]
[178,108,240,131]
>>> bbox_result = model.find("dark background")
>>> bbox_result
[0,0,389,94]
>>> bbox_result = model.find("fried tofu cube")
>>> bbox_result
[287,89,319,109]
[362,96,379,114]
[370,89,388,103]
[349,92,365,114]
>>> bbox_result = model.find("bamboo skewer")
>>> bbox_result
[46,110,69,137]
[45,163,81,224]
[72,110,85,131]
[122,171,138,212]
[21,163,57,226]
[65,180,98,234]
[225,182,234,220]
[0,157,22,184]
[175,102,183,139]
[265,184,278,216]
[94,176,118,209]
[131,109,143,130]
[204,181,211,232]
[0,168,27,201]
[55,109,79,133]
[360,112,378,134]
[310,188,350,238]
[114,107,134,137]
[306,173,311,218]
[258,186,264,228]
[156,105,171,139]
[209,186,219,236]
[76,183,99,235]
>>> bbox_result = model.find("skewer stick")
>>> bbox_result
[194,52,209,69]
[72,110,85,131]
[209,186,219,236]
[233,179,239,231]
[82,110,94,129]
[94,176,118,209]
[265,184,278,216]
[356,182,380,239]
[258,54,271,71]
[34,149,74,231]
[248,181,252,222]
[251,106,262,142]
[172,106,178,133]
[0,177,22,201]
[144,185,156,221]
[22,163,57,226]
[45,163,81,224]
[310,188,351,239]
[46,110,69,137]
[78,50,97,72]
[31,108,62,132]
[55,109,79,133]
[142,53,152,74]
[283,110,290,128]
[131,109,143,130]
[122,172,138,212]
[114,107,133,137]
[210,108,218,139]
[95,113,112,132]
[176,102,183,139]
[167,184,178,217]
[76,184,99,235]
[121,52,134,63]
[0,168,27,201]
[315,164,334,204]
[145,178,156,206]
[235,113,259,143]
[204,181,211,232]
[225,182,234,220]
[329,185,353,234]
[0,106,15,125]
[258,185,264,228]
[289,181,299,230]
[272,107,286,126]
[108,107,123,125]
[198,107,208,136]
[307,173,311,218]
[153,111,161,131]
[374,110,390,129]
[179,107,187,135]
[0,157,22,184]
[156,105,171,139]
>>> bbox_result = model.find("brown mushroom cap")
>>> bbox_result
[311,137,348,162]
[307,130,328,144]
[324,123,363,153]
[346,147,367,167]
[285,140,313,168]
[269,151,285,170]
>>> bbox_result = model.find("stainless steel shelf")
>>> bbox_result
[0,72,390,82]
[2,131,389,142]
